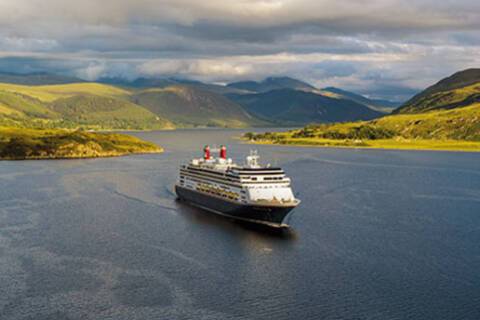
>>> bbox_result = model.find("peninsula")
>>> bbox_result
[0,127,162,160]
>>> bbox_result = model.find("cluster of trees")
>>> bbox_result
[292,124,396,140]
[320,125,396,140]
[243,131,284,142]
[245,124,397,142]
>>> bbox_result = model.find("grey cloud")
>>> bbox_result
[0,0,479,100]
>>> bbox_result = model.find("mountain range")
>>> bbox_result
[0,72,402,130]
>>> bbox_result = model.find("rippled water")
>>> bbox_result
[1,129,480,320]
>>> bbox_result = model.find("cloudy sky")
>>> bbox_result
[0,0,479,100]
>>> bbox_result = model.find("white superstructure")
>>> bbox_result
[177,146,298,206]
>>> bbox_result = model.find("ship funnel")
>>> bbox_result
[204,145,211,160]
[220,145,227,159]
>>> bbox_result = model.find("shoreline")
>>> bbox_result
[0,149,162,161]
[243,138,480,153]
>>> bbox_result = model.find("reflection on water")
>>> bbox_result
[1,129,480,320]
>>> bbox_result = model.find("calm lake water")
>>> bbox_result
[1,129,480,320]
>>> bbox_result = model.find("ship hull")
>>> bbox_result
[175,185,295,228]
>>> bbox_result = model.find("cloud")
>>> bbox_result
[74,62,107,81]
[0,0,479,100]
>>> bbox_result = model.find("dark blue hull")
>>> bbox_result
[175,185,295,228]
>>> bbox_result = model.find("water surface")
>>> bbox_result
[1,129,480,319]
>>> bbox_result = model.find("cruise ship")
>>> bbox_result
[175,145,300,228]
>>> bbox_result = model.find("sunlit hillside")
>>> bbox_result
[0,82,130,102]
[245,103,480,151]
[0,127,162,160]
[396,68,480,114]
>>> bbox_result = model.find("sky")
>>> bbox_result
[0,0,479,101]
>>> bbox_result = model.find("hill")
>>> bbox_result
[244,103,480,151]
[320,87,400,113]
[229,89,383,125]
[0,127,162,160]
[227,77,316,93]
[49,95,173,130]
[0,82,130,102]
[395,68,480,114]
[131,85,263,128]
[0,82,173,130]
[0,90,59,119]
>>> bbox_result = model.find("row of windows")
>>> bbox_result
[197,184,240,201]
[252,185,288,189]
[242,176,285,182]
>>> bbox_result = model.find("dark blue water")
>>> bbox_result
[1,129,480,320]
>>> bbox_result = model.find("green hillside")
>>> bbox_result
[49,95,173,130]
[131,85,264,128]
[229,89,383,125]
[395,69,480,114]
[0,91,58,119]
[0,82,130,102]
[0,127,162,160]
[0,82,174,130]
[244,103,480,151]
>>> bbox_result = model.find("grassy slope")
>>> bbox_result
[132,85,264,128]
[244,104,480,152]
[397,82,480,114]
[0,82,130,102]
[0,127,162,160]
[49,95,174,130]
[0,82,175,130]
[0,90,59,118]
[396,69,480,114]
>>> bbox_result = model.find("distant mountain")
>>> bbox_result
[99,77,183,88]
[0,72,84,85]
[99,77,247,95]
[98,77,213,89]
[227,77,316,93]
[395,68,480,114]
[229,89,383,125]
[320,87,400,113]
[131,85,264,128]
